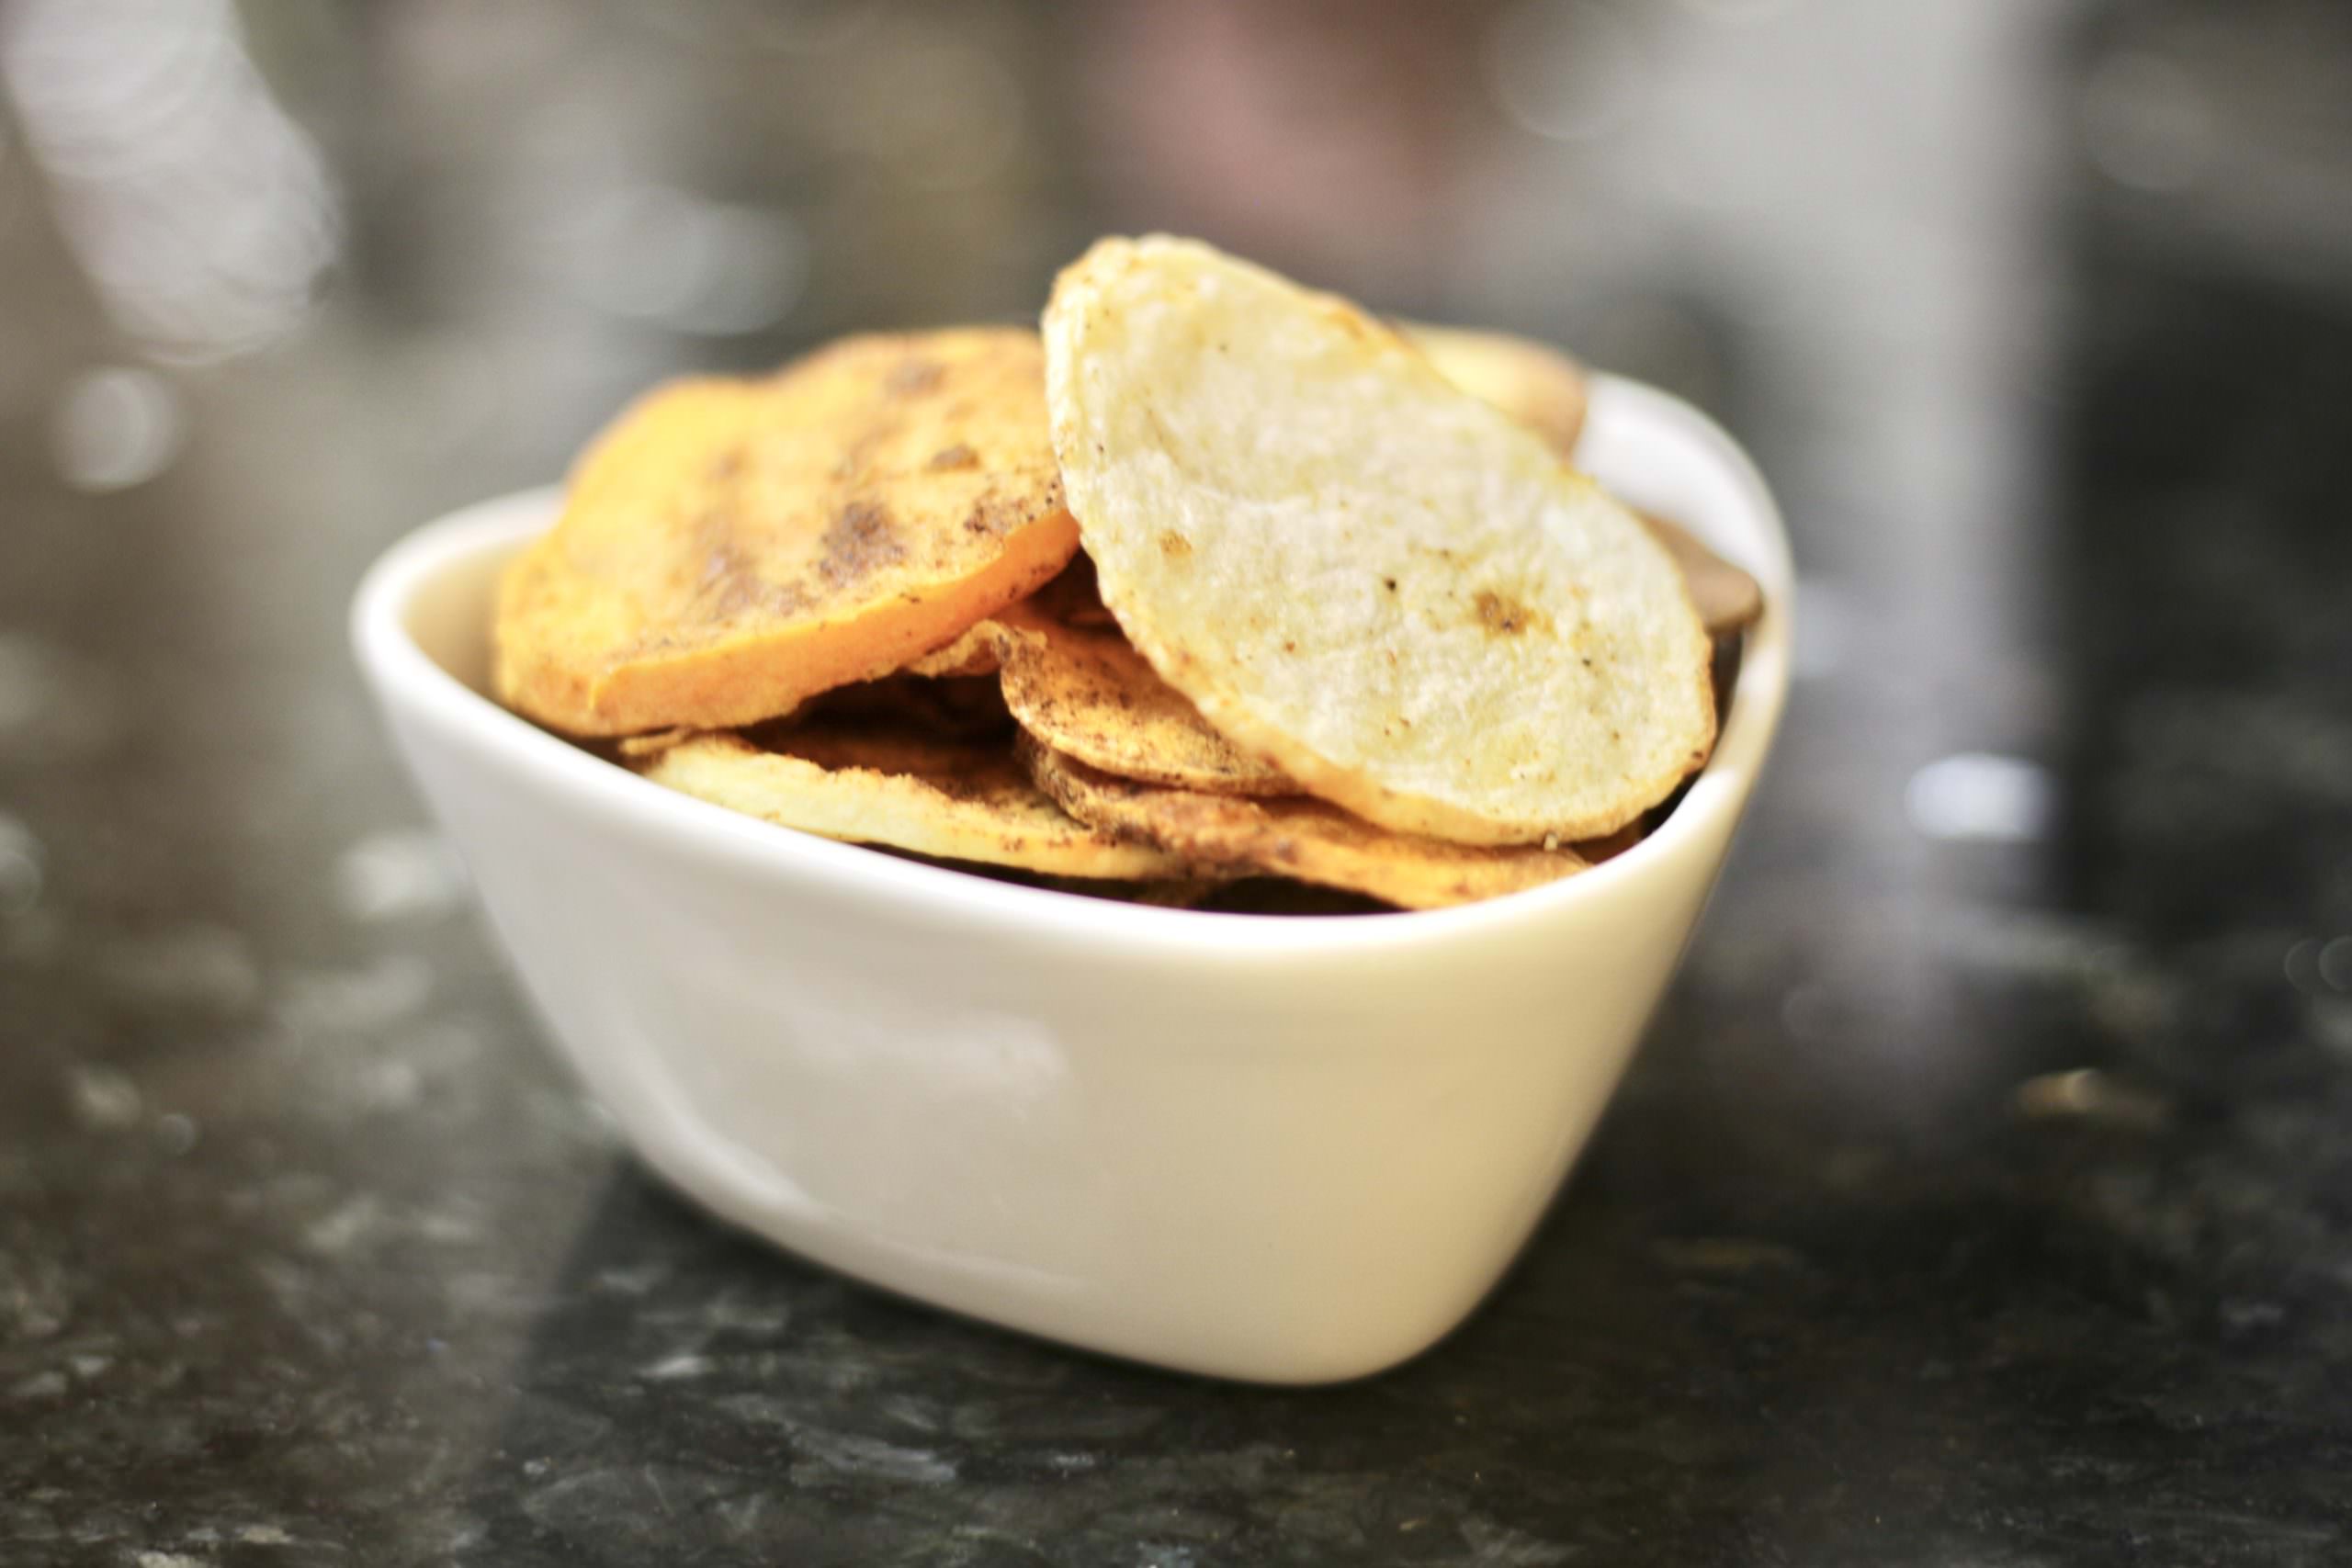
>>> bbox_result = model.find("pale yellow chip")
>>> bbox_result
[639,723,1187,879]
[1023,739,1591,910]
[1639,512,1764,638]
[498,329,1078,736]
[991,598,1292,796]
[1400,321,1589,456]
[1404,324,1759,638]
[1044,236,1715,845]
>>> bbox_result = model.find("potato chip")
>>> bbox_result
[991,598,1292,796]
[1044,235,1715,845]
[1401,324,1759,639]
[1400,321,1589,456]
[1640,512,1764,638]
[1022,738,1591,910]
[640,722,1186,879]
[497,329,1077,736]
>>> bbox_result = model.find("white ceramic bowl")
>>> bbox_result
[351,376,1791,1383]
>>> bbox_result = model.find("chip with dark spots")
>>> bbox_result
[1045,237,1714,845]
[1020,737,1599,910]
[495,328,1078,737]
[638,720,1188,879]
[990,592,1292,796]
[1472,589,1551,637]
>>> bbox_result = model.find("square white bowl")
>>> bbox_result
[351,375,1791,1383]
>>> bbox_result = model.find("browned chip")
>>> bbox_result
[899,557,1120,681]
[1641,512,1764,637]
[991,599,1292,797]
[639,722,1186,879]
[498,329,1078,736]
[1021,737,1592,910]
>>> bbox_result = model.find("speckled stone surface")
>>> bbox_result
[6,4,2352,1563]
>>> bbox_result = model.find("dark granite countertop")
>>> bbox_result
[6,3,2352,1563]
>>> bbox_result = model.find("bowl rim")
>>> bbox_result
[351,374,1792,960]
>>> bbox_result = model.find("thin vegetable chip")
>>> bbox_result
[1044,236,1714,844]
[992,599,1291,796]
[498,329,1076,735]
[1022,737,1593,910]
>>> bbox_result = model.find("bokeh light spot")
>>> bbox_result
[49,366,186,491]
[2080,51,2214,193]
[1485,0,1648,144]
[1905,752,2053,843]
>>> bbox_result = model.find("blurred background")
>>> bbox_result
[7,0,2350,1120]
[5,1,2352,1558]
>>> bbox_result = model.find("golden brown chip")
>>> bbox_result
[1399,321,1589,455]
[1639,512,1764,638]
[903,622,1007,678]
[497,329,1078,736]
[639,723,1187,879]
[1021,737,1592,910]
[1044,236,1715,845]
[991,599,1292,796]
[901,555,1125,680]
